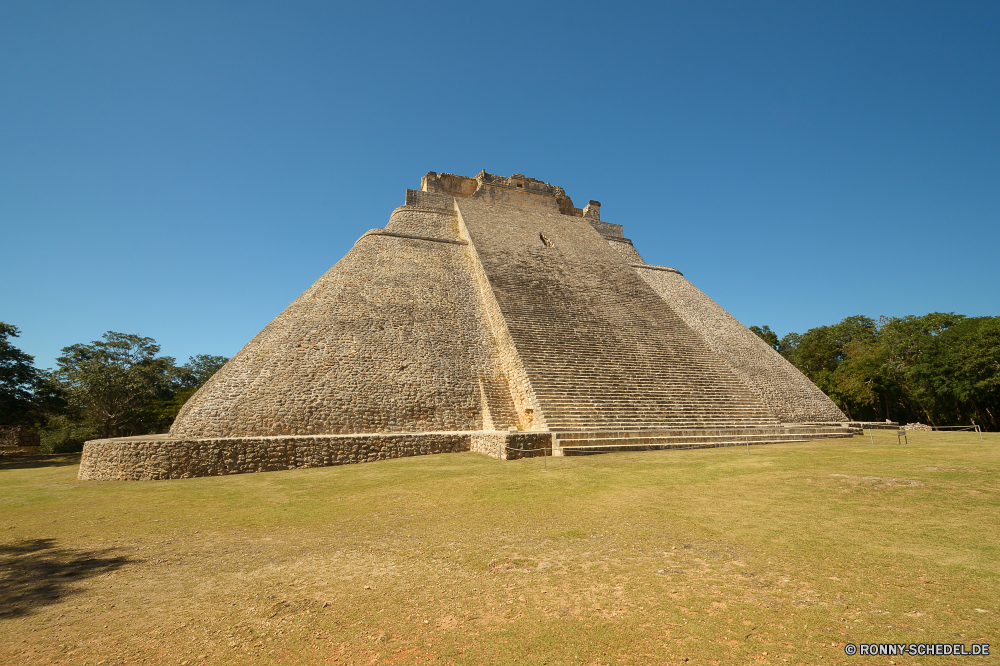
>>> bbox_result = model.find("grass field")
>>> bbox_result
[1,431,997,665]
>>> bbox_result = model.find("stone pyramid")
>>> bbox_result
[80,171,851,480]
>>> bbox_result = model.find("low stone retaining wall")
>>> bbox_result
[0,426,41,457]
[79,430,556,480]
[470,432,553,460]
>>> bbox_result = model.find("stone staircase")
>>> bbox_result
[498,287,781,430]
[552,424,858,455]
[457,200,845,436]
[456,201,780,432]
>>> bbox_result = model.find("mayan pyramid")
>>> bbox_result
[80,170,852,480]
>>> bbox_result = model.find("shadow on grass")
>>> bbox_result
[0,453,82,470]
[0,538,136,619]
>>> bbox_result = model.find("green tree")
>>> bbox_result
[54,332,176,439]
[41,334,228,452]
[749,325,780,350]
[0,323,39,425]
[777,316,878,420]
[148,354,229,426]
[177,354,229,388]
[876,313,965,424]
[924,316,1000,428]
[0,322,64,426]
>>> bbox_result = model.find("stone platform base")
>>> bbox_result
[551,423,858,455]
[78,431,555,480]
[78,424,857,481]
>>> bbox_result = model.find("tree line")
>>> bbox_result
[0,323,227,452]
[4,311,998,452]
[751,312,1000,430]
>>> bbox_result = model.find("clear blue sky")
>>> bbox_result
[2,2,998,370]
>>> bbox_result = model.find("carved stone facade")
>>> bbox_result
[81,170,850,480]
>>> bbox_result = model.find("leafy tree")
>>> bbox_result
[54,332,177,439]
[0,323,39,425]
[148,354,229,426]
[177,354,229,388]
[778,312,1000,429]
[876,313,965,424]
[0,322,65,427]
[749,325,780,350]
[40,333,227,452]
[924,316,1000,428]
[38,414,99,454]
[777,316,877,420]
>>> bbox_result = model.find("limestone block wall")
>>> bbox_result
[79,433,473,480]
[467,182,564,214]
[169,206,517,438]
[469,432,553,460]
[0,426,40,456]
[386,207,458,238]
[588,219,624,238]
[455,198,778,430]
[605,237,645,264]
[502,432,554,459]
[634,268,847,423]
[79,430,553,480]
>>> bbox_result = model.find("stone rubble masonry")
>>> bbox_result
[605,237,645,264]
[79,430,555,480]
[168,224,517,439]
[0,426,41,457]
[634,268,846,423]
[81,169,847,480]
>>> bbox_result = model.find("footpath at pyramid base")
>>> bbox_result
[80,170,856,481]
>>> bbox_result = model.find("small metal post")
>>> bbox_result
[745,435,750,456]
[543,441,547,471]
[977,424,983,440]
[869,428,874,445]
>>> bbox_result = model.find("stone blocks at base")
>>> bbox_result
[78,431,557,480]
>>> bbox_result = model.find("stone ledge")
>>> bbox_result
[631,264,683,276]
[0,446,41,458]
[390,205,457,217]
[79,431,555,481]
[362,229,468,246]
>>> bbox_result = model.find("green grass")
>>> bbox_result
[1,431,997,665]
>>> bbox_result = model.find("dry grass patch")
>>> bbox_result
[1,431,997,665]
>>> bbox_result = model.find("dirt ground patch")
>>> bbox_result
[1,433,997,664]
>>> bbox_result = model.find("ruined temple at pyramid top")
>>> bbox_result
[80,170,853,480]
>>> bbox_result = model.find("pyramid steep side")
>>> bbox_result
[456,197,779,430]
[169,208,517,438]
[634,268,847,422]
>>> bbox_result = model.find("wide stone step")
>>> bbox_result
[557,430,853,438]
[539,413,778,425]
[536,396,771,405]
[539,402,765,410]
[543,413,779,421]
[543,413,773,420]
[550,425,857,454]
[554,426,853,440]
